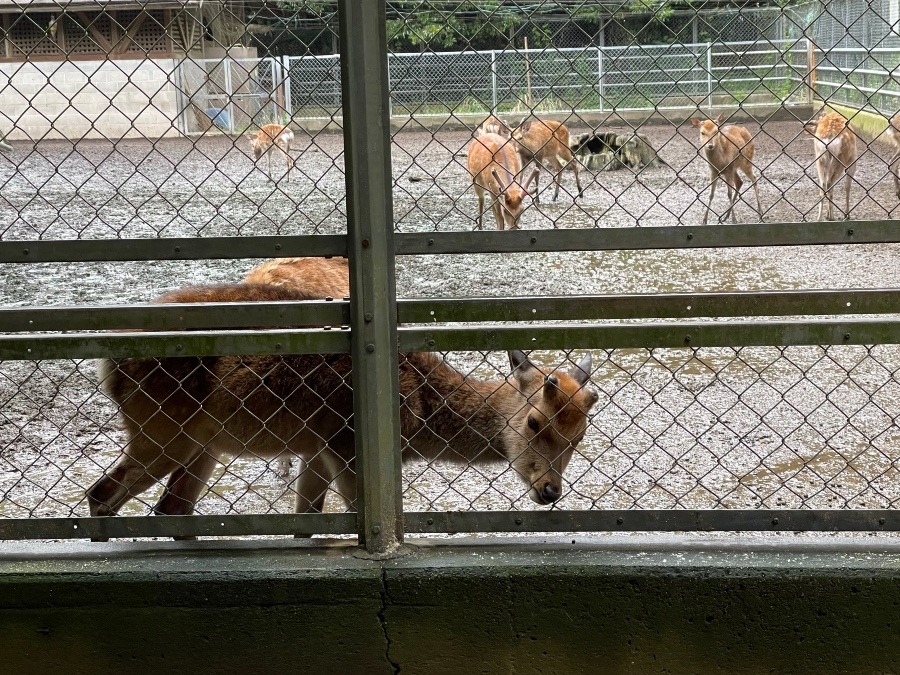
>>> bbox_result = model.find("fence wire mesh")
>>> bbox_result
[3,0,900,540]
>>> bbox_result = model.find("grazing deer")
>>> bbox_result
[466,132,539,230]
[690,114,763,225]
[247,123,295,183]
[511,117,584,203]
[802,111,858,221]
[475,114,512,139]
[884,113,900,199]
[86,283,599,525]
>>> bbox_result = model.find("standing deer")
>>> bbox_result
[690,114,763,224]
[511,117,584,203]
[884,113,900,199]
[247,123,295,183]
[802,111,858,221]
[86,283,599,526]
[466,132,539,230]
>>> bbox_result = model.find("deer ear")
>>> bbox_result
[570,352,592,385]
[689,118,700,127]
[715,113,725,124]
[509,350,536,377]
[522,168,540,194]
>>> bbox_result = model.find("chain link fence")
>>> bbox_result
[3,1,900,546]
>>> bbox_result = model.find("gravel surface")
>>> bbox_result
[3,119,900,525]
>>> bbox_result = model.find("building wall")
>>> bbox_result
[0,58,181,141]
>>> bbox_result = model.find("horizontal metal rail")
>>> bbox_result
[393,221,900,255]
[0,328,351,360]
[6,289,900,334]
[0,513,357,540]
[404,509,900,533]
[3,509,897,539]
[0,234,348,263]
[0,300,350,332]
[2,221,898,264]
[398,319,900,351]
[3,318,900,359]
[396,289,900,323]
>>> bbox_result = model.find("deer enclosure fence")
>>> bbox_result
[2,1,900,553]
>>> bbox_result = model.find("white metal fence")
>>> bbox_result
[177,38,810,133]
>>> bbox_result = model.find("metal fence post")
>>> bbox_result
[281,55,292,120]
[806,38,816,104]
[338,0,403,555]
[491,49,498,111]
[223,57,235,134]
[706,42,713,109]
[597,45,604,112]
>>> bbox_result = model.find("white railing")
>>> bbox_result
[811,45,900,115]
[177,39,810,132]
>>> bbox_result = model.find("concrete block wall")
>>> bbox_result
[3,535,900,674]
[0,58,182,141]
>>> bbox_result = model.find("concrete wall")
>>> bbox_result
[0,58,181,141]
[2,535,900,674]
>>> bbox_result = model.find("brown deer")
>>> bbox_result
[802,111,858,221]
[247,123,295,183]
[86,283,599,525]
[884,113,900,199]
[690,114,763,224]
[466,132,539,230]
[511,117,584,203]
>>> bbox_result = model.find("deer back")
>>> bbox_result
[512,118,571,160]
[804,112,857,165]
[467,132,525,196]
[244,257,350,299]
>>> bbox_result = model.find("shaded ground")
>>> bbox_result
[3,118,900,524]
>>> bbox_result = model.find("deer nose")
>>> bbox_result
[541,484,561,503]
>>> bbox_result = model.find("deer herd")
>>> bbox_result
[249,108,882,227]
[465,108,887,228]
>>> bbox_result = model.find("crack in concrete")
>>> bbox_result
[378,568,401,674]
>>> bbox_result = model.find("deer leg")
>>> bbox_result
[284,142,292,183]
[153,449,218,541]
[491,196,505,230]
[292,445,350,539]
[891,149,900,199]
[474,185,484,229]
[843,171,853,220]
[153,449,215,516]
[725,174,743,223]
[815,159,829,221]
[267,149,274,183]
[531,163,542,205]
[293,446,336,515]
[571,155,584,199]
[746,168,763,222]
[87,436,195,541]
[549,159,563,202]
[702,173,719,225]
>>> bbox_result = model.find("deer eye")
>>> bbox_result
[527,416,540,432]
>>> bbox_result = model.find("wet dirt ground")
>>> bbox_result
[3,118,900,525]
